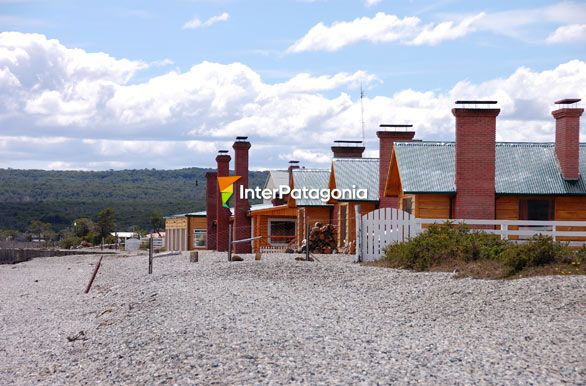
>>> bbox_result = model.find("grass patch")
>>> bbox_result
[377,222,586,279]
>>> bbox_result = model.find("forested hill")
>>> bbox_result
[0,168,268,232]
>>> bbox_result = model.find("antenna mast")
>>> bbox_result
[360,83,365,143]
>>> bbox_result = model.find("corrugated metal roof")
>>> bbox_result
[332,158,379,201]
[292,168,331,206]
[394,142,586,195]
[262,170,289,189]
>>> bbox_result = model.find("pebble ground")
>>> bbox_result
[1,251,585,385]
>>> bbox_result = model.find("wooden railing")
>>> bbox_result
[416,219,586,246]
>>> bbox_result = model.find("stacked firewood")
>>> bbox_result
[308,222,337,254]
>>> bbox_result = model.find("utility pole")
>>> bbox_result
[360,83,366,144]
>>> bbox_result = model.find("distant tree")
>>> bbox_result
[73,218,95,238]
[96,208,115,239]
[28,220,52,241]
[150,211,164,236]
[0,229,18,241]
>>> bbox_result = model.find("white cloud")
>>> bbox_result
[446,2,586,41]
[183,12,230,30]
[409,13,484,46]
[1,32,585,170]
[364,0,382,7]
[546,24,586,44]
[286,12,484,53]
[280,149,331,164]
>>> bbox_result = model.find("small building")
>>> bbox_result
[164,211,207,251]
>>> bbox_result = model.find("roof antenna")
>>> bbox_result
[360,82,365,143]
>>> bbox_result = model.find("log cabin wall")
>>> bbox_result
[413,194,451,219]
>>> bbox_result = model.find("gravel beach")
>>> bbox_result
[1,251,585,385]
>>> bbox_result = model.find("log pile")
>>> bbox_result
[307,222,336,254]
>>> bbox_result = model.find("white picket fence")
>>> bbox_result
[357,208,586,261]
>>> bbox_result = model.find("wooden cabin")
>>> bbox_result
[385,142,586,227]
[165,211,207,251]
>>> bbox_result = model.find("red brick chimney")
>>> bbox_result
[215,151,231,252]
[331,140,365,158]
[553,98,583,181]
[377,125,415,209]
[232,137,251,253]
[205,171,217,250]
[452,101,500,220]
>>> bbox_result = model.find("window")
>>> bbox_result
[520,199,554,221]
[193,229,206,247]
[268,220,296,245]
[402,197,413,214]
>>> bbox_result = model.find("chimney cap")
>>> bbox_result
[379,124,413,128]
[455,100,497,105]
[555,98,581,105]
[334,140,363,145]
[235,136,248,141]
[218,150,229,154]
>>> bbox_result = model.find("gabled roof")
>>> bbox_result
[262,170,289,190]
[330,158,379,201]
[291,168,331,206]
[390,142,586,195]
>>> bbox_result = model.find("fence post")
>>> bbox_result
[148,237,153,274]
[355,205,362,262]
[501,224,508,240]
[228,224,232,262]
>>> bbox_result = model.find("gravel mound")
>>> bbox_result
[1,251,585,385]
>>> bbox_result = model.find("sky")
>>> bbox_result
[0,0,585,171]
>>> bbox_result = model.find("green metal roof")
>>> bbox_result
[332,158,379,201]
[394,142,586,195]
[292,169,331,206]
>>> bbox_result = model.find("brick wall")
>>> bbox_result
[553,107,584,181]
[215,154,231,252]
[205,172,217,250]
[376,131,415,208]
[452,108,500,219]
[331,146,365,158]
[233,141,252,253]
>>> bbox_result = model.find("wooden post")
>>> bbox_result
[101,237,104,251]
[228,224,232,262]
[84,256,103,294]
[305,218,310,261]
[190,251,198,262]
[355,205,362,262]
[148,237,153,274]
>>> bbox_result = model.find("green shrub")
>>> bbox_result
[384,222,509,271]
[498,235,571,275]
[59,235,82,249]
[383,223,581,277]
[576,245,586,265]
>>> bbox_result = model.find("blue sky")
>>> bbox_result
[0,0,585,170]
